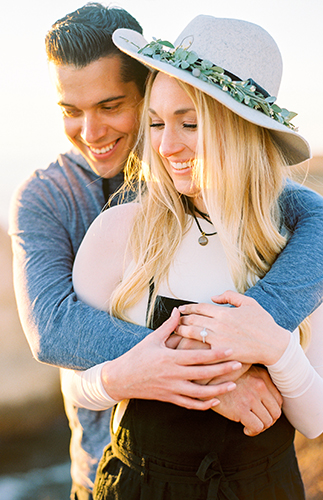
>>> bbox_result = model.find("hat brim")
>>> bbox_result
[113,28,311,166]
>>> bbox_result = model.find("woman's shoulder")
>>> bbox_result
[73,203,140,310]
[75,202,140,271]
[89,202,140,240]
[96,201,139,223]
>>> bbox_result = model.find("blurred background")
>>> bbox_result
[1,0,322,498]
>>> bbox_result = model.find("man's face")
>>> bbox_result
[50,56,142,178]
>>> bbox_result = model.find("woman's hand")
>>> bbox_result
[176,291,290,366]
[101,308,239,411]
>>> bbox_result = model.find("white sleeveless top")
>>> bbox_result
[61,212,323,439]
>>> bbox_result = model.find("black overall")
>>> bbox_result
[93,296,305,500]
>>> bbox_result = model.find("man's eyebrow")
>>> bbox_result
[57,95,127,107]
[97,95,126,105]
[57,101,74,107]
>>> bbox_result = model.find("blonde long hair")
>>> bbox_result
[110,72,310,347]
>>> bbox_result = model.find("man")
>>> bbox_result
[9,3,323,499]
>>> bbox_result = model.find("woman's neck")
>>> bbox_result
[184,196,209,220]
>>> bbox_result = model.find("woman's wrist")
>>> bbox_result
[100,360,123,403]
[266,332,315,399]
[263,325,291,366]
[265,330,293,369]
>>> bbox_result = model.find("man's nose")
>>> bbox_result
[80,114,106,144]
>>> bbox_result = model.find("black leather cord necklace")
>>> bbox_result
[184,196,218,246]
[192,211,217,246]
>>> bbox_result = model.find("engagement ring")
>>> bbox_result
[200,328,208,343]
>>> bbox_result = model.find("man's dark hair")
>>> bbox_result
[45,2,149,94]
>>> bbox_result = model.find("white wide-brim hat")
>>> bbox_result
[113,15,311,166]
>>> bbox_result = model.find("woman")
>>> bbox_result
[64,16,323,499]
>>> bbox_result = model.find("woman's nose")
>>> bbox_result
[159,128,183,158]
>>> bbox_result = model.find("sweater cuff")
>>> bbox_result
[266,333,314,397]
[81,362,121,408]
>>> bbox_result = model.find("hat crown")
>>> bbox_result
[174,15,282,97]
[112,16,310,165]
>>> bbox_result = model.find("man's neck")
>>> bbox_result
[102,171,125,205]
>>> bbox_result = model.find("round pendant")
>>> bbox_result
[198,234,208,246]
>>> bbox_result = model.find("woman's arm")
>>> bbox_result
[176,293,323,438]
[267,303,323,439]
[60,362,119,410]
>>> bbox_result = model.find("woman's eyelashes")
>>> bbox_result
[183,123,197,129]
[149,122,164,128]
[149,122,197,129]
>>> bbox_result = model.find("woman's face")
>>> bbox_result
[148,73,201,200]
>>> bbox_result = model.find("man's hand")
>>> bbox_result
[101,308,240,410]
[210,365,283,436]
[173,337,282,434]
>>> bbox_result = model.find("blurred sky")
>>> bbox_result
[1,0,322,227]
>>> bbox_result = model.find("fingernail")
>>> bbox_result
[227,382,236,391]
[178,305,186,312]
[211,399,220,407]
[224,349,233,356]
[232,361,242,370]
[171,307,178,317]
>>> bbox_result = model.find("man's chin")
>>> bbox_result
[90,160,124,179]
[74,146,125,178]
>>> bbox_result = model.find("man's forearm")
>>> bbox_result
[246,181,323,330]
[10,177,151,370]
